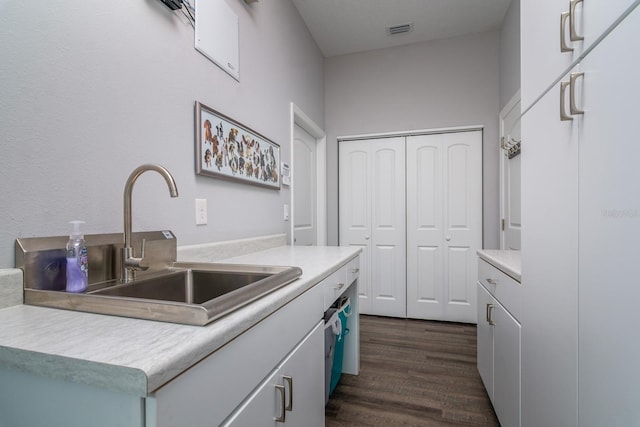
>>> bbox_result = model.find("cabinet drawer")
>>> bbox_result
[478,259,521,321]
[149,284,323,427]
[323,265,348,311]
[345,256,360,287]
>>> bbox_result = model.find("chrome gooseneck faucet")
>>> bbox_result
[121,164,179,283]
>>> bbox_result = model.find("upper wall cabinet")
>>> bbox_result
[521,0,636,109]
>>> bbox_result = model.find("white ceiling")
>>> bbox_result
[291,0,513,58]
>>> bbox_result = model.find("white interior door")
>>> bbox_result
[370,138,406,317]
[339,140,372,314]
[293,124,317,246]
[406,134,443,320]
[339,138,406,317]
[500,94,522,250]
[406,131,482,323]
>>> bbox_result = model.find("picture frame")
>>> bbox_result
[195,101,281,189]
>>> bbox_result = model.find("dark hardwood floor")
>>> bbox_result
[325,315,499,426]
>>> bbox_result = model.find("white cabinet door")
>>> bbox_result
[223,322,324,427]
[406,131,482,323]
[521,0,637,110]
[578,6,640,426]
[521,66,580,427]
[476,283,494,399]
[521,0,579,109]
[493,300,521,427]
[339,138,406,317]
[477,280,521,427]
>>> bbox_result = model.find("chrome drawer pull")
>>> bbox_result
[486,304,496,326]
[560,80,573,121]
[570,72,584,115]
[560,11,573,52]
[486,278,497,285]
[275,384,286,422]
[334,283,345,290]
[283,375,293,411]
[569,0,584,41]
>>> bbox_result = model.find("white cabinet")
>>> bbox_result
[146,284,324,427]
[577,7,640,426]
[521,1,640,426]
[521,65,580,427]
[477,260,521,427]
[522,0,637,110]
[222,321,324,426]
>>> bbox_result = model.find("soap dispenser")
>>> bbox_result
[66,220,88,292]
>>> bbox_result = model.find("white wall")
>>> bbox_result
[325,32,501,248]
[500,0,521,108]
[0,0,324,268]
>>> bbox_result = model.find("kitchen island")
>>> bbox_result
[0,244,360,427]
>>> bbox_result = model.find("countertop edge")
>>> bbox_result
[477,249,522,282]
[0,246,361,396]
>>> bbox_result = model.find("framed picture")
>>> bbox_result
[195,101,281,189]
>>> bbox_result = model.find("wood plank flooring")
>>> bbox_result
[325,315,499,426]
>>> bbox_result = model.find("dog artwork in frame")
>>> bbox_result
[195,101,281,189]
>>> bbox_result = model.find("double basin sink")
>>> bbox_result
[26,262,303,326]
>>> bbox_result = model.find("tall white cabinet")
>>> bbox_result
[521,1,640,426]
[339,130,482,323]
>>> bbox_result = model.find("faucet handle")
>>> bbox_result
[140,238,146,259]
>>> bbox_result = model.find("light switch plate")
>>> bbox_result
[283,204,289,221]
[196,198,208,225]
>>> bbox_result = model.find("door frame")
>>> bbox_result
[290,102,327,245]
[499,90,521,250]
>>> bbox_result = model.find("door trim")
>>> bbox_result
[337,124,484,142]
[290,103,327,245]
[499,90,521,250]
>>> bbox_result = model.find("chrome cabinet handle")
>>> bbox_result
[275,384,286,422]
[486,304,496,326]
[560,80,573,121]
[351,268,360,274]
[570,72,584,115]
[569,0,584,41]
[283,375,293,411]
[334,283,345,291]
[486,278,497,285]
[560,12,574,52]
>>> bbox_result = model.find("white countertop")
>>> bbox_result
[477,249,521,282]
[0,245,360,396]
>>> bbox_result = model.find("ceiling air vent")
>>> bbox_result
[387,23,413,36]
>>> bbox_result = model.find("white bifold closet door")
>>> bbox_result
[338,137,406,317]
[406,131,482,323]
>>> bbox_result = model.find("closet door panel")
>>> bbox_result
[442,131,482,323]
[370,138,406,317]
[339,141,372,314]
[407,135,444,319]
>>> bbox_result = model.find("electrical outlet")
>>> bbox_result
[195,198,208,225]
[283,204,289,221]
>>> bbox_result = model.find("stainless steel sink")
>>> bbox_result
[17,231,302,326]
[23,262,302,326]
